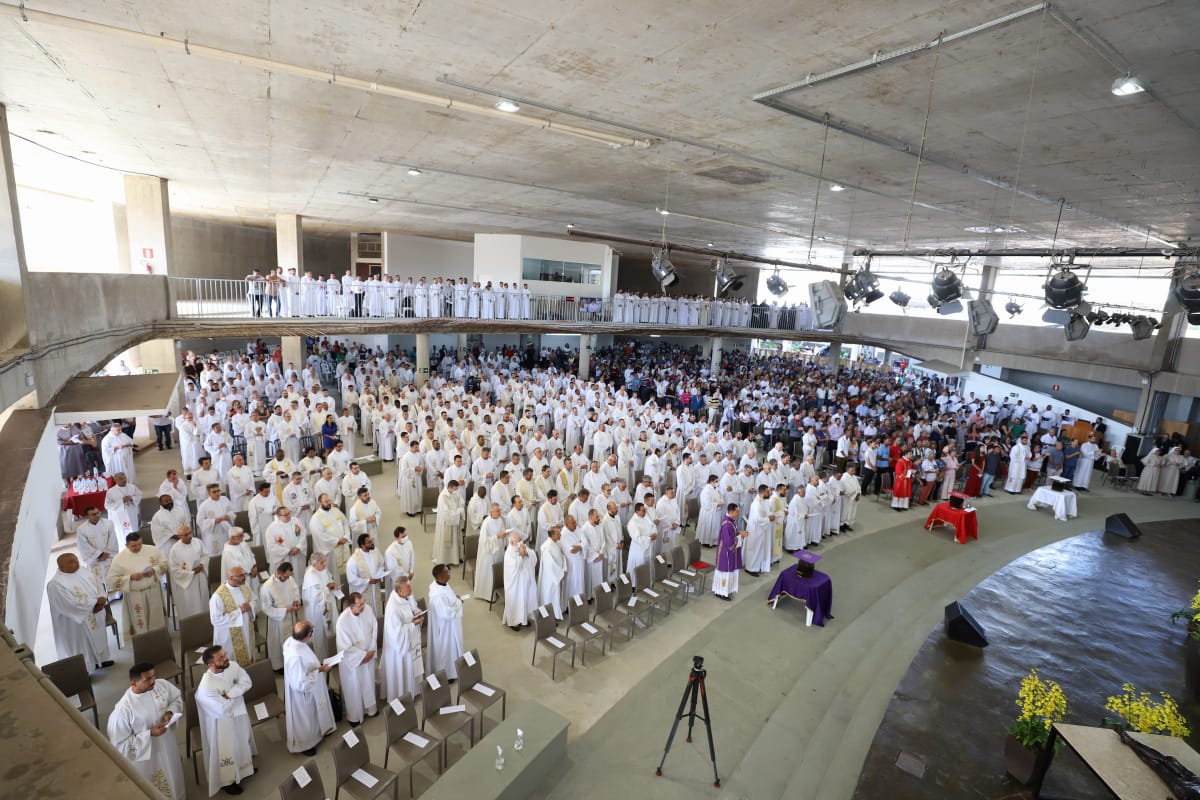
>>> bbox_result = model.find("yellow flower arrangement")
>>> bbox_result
[1104,684,1191,738]
[1170,582,1200,640]
[1009,669,1069,749]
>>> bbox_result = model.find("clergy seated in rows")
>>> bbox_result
[427,563,466,680]
[107,533,168,638]
[195,645,256,796]
[210,567,257,667]
[503,532,538,631]
[380,576,425,703]
[282,621,336,756]
[335,591,378,725]
[108,661,185,800]
[261,562,303,672]
[46,553,114,670]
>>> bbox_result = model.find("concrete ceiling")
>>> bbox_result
[1,0,1198,267]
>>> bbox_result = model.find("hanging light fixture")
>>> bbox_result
[889,289,911,308]
[1004,300,1023,317]
[495,98,521,113]
[1129,315,1156,340]
[1044,262,1087,309]
[843,268,884,305]
[766,269,789,297]
[713,258,744,295]
[1175,270,1200,325]
[1111,73,1145,96]
[967,299,999,335]
[927,262,964,315]
[1065,312,1091,341]
[650,248,678,288]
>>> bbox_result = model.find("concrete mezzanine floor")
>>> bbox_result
[31,429,1200,800]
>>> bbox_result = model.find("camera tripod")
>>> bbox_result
[656,656,720,787]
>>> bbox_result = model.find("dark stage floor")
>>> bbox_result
[854,517,1200,799]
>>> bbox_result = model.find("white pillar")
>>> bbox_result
[123,175,173,275]
[281,336,304,377]
[416,333,430,387]
[578,334,593,379]
[276,213,303,273]
[457,333,469,361]
[710,336,723,376]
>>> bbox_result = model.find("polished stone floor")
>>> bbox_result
[853,518,1200,799]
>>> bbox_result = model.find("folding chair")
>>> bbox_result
[462,534,479,582]
[634,562,671,618]
[654,553,688,607]
[185,688,204,783]
[454,648,507,737]
[419,669,474,769]
[331,728,398,800]
[614,572,654,630]
[487,562,505,612]
[565,594,606,665]
[132,628,183,686]
[243,658,286,738]
[672,545,704,598]
[383,693,442,789]
[277,759,327,800]
[687,539,715,594]
[531,604,576,679]
[592,581,634,644]
[41,654,98,726]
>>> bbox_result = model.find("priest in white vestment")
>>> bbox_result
[197,484,236,557]
[195,646,257,796]
[841,468,863,529]
[264,506,307,581]
[309,494,352,581]
[247,483,278,543]
[625,504,656,587]
[537,526,567,619]
[209,568,257,666]
[348,487,382,553]
[46,553,113,668]
[301,552,339,659]
[76,507,120,590]
[102,423,137,483]
[536,491,565,549]
[784,488,808,551]
[105,473,143,539]
[579,508,607,599]
[426,564,466,679]
[434,481,465,565]
[150,495,191,559]
[396,441,423,514]
[346,533,386,617]
[166,526,210,618]
[502,532,538,630]
[221,527,261,595]
[260,563,303,670]
[380,577,425,702]
[335,594,378,724]
[282,472,316,530]
[107,662,185,800]
[383,525,415,595]
[743,487,773,575]
[282,622,336,755]
[107,533,168,637]
[474,503,510,601]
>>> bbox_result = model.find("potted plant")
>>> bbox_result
[1170,583,1200,702]
[1103,683,1191,738]
[1169,583,1200,639]
[1005,669,1068,786]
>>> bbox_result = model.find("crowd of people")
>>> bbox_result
[45,335,1200,798]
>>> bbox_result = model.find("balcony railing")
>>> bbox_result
[168,277,820,333]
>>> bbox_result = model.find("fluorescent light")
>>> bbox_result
[658,208,670,216]
[368,197,379,204]
[1111,74,1144,96]
[407,167,422,176]
[495,98,521,113]
[829,183,846,192]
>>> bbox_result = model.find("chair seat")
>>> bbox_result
[250,694,285,721]
[423,710,473,742]
[461,683,505,717]
[388,736,440,764]
[153,660,183,683]
[339,762,399,800]
[540,638,572,653]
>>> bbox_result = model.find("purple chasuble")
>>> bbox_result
[716,515,742,572]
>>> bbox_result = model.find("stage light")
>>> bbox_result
[766,271,789,297]
[713,258,744,295]
[1065,313,1090,341]
[928,269,963,314]
[1129,316,1155,340]
[651,248,678,288]
[889,289,910,308]
[1111,73,1145,96]
[1044,267,1086,309]
[1004,300,1023,317]
[843,270,884,305]
[495,98,521,113]
[1176,272,1200,321]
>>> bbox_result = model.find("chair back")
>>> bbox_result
[615,573,633,601]
[178,611,214,653]
[421,486,439,510]
[463,535,479,561]
[277,759,326,800]
[566,595,588,626]
[305,534,314,558]
[332,732,370,788]
[671,545,687,573]
[184,686,200,730]
[420,669,451,723]
[594,583,615,614]
[133,627,176,666]
[491,561,505,595]
[251,544,269,573]
[207,556,223,592]
[653,556,671,583]
[687,538,701,564]
[42,654,89,699]
[1107,459,1120,477]
[383,693,417,746]
[533,606,558,639]
[243,659,278,703]
[454,649,483,689]
[634,562,653,589]
[233,510,250,532]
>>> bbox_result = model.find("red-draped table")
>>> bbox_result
[62,477,114,517]
[924,501,978,544]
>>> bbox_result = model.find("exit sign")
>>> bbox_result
[142,248,154,259]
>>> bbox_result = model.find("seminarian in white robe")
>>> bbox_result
[209,577,257,666]
[75,512,120,590]
[558,520,587,601]
[301,555,339,660]
[227,460,256,512]
[196,655,257,796]
[107,667,185,800]
[197,488,236,557]
[743,491,773,574]
[101,425,137,483]
[380,583,425,702]
[166,531,210,619]
[106,539,168,637]
[434,483,464,565]
[105,477,144,539]
[383,529,416,595]
[46,555,112,667]
[474,506,509,600]
[335,600,378,724]
[264,509,307,581]
[309,500,352,581]
[346,539,386,617]
[396,444,424,514]
[537,532,568,619]
[260,568,302,670]
[625,509,655,587]
[502,534,538,628]
[426,570,465,679]
[150,500,191,559]
[282,631,336,754]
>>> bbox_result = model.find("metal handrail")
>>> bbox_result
[166,277,820,332]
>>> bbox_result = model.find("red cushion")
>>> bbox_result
[690,561,711,570]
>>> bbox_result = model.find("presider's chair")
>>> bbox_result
[419,669,475,769]
[383,693,442,789]
[531,604,576,680]
[331,728,398,800]
[454,648,506,737]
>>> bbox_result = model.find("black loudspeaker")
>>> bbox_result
[1105,513,1143,539]
[944,601,988,647]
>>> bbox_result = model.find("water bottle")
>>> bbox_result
[495,745,504,771]
[514,728,524,751]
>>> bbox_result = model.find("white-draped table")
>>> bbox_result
[1027,486,1077,522]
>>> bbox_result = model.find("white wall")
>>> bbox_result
[6,415,59,644]
[384,233,473,281]
[474,234,614,299]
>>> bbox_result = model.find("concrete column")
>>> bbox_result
[578,334,593,379]
[975,260,1001,350]
[276,213,304,273]
[702,338,714,360]
[710,336,723,376]
[829,340,843,378]
[281,336,304,377]
[0,104,32,355]
[123,175,173,274]
[416,333,430,387]
[457,334,469,361]
[883,349,893,371]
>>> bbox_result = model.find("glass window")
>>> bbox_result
[522,258,602,285]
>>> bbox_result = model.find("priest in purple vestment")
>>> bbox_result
[713,504,745,601]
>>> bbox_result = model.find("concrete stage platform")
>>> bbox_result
[854,517,1200,799]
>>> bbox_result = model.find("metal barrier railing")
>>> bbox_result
[168,277,819,332]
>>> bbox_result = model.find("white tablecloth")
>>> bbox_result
[1027,486,1078,521]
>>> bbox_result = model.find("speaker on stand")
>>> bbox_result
[1104,513,1143,540]
[944,601,988,647]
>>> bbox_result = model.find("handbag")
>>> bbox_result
[328,687,344,722]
